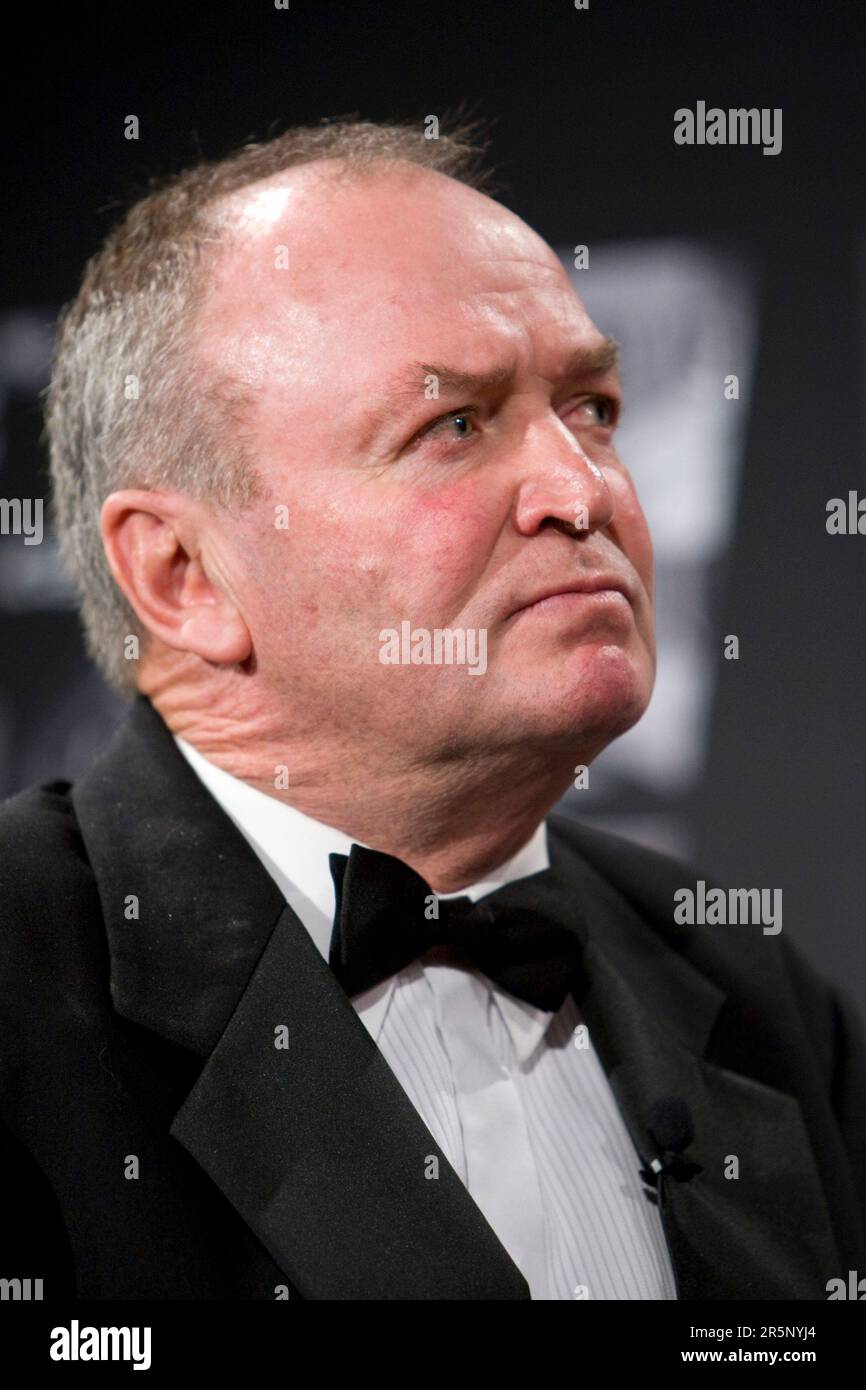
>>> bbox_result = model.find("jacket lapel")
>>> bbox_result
[73,696,530,1299]
[546,819,842,1299]
[169,903,530,1298]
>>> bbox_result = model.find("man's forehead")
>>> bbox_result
[202,164,601,401]
[205,237,585,366]
[210,160,565,292]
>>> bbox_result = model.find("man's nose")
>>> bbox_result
[511,417,615,537]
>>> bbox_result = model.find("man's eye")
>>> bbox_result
[419,406,480,444]
[572,396,618,428]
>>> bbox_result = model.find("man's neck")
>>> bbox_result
[148,670,585,891]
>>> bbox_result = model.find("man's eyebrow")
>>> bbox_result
[564,336,621,380]
[356,336,621,448]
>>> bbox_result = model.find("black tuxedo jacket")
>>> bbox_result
[1,695,864,1300]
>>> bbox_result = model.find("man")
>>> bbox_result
[2,118,864,1300]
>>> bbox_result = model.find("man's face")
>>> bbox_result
[198,164,655,768]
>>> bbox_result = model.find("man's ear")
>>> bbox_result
[100,489,252,666]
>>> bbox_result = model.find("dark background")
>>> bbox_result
[2,0,864,1016]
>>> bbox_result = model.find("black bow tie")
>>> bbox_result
[328,843,588,1011]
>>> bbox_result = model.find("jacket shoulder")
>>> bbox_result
[0,780,103,981]
[548,811,862,1069]
[551,812,848,1015]
[547,812,707,924]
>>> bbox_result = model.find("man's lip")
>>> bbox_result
[509,577,634,617]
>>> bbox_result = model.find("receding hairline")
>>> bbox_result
[204,152,508,251]
[190,154,538,374]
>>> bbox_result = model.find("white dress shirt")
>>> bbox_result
[174,735,677,1301]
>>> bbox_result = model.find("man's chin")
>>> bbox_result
[493,646,654,748]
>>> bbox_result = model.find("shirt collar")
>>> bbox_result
[174,734,553,1057]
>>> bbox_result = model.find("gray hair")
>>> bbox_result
[44,116,496,694]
